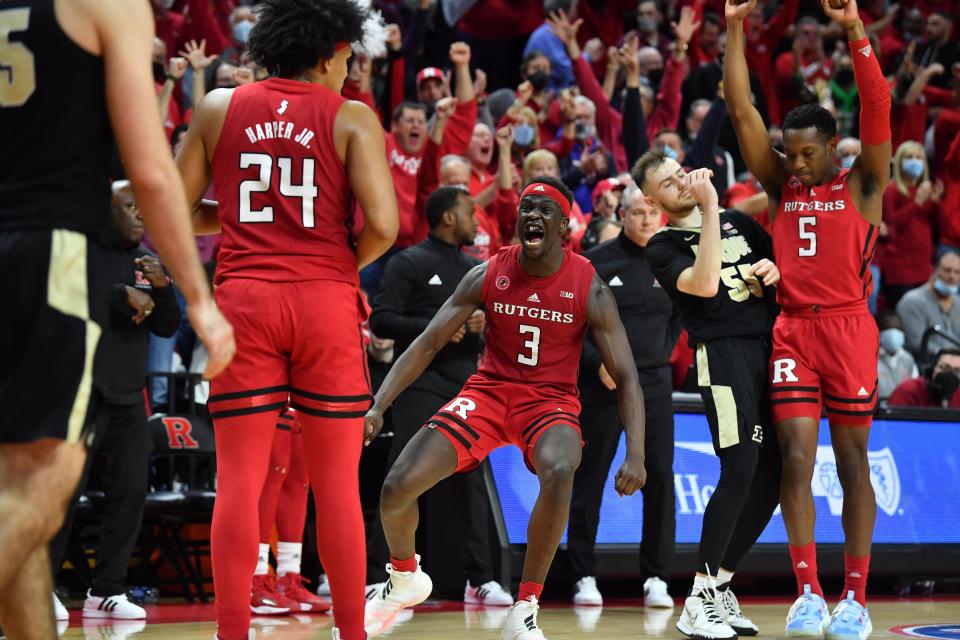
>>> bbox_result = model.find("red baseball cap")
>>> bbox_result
[592,177,625,201]
[416,67,444,87]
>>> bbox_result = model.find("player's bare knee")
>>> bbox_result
[538,460,577,495]
[834,448,870,489]
[380,470,412,511]
[780,447,815,488]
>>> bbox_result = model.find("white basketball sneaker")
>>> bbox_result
[572,576,603,606]
[364,556,432,631]
[644,577,674,609]
[717,583,759,636]
[82,591,146,620]
[465,580,514,606]
[676,589,738,640]
[501,597,547,640]
[53,593,69,621]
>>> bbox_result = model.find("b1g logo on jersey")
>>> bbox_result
[772,358,800,383]
[496,275,510,291]
[442,398,476,420]
[161,417,200,450]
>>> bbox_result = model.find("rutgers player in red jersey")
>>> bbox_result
[174,1,399,638]
[725,0,891,636]
[363,177,647,640]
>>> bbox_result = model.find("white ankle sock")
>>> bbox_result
[717,568,734,586]
[255,543,270,576]
[692,575,709,596]
[276,541,302,576]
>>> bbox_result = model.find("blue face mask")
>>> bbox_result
[840,155,856,168]
[233,20,254,45]
[514,123,535,147]
[934,278,959,297]
[902,157,925,180]
[661,145,679,161]
[879,328,905,354]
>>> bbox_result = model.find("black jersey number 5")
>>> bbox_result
[0,8,36,108]
[238,152,319,228]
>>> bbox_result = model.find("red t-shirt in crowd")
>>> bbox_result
[887,376,960,407]
[878,182,937,287]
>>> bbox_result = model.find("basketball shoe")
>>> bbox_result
[82,591,147,619]
[501,596,546,639]
[364,555,432,630]
[717,583,758,636]
[53,593,69,621]
[676,588,737,640]
[276,573,331,612]
[644,577,674,608]
[465,580,514,606]
[250,575,296,615]
[825,592,872,640]
[785,585,830,637]
[572,577,603,606]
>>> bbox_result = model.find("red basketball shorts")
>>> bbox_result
[208,278,372,421]
[769,310,878,426]
[424,375,582,474]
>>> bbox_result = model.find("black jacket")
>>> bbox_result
[370,234,482,396]
[580,231,681,399]
[94,247,180,405]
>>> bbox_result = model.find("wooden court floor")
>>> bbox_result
[59,598,960,639]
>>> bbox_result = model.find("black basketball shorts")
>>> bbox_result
[0,229,111,444]
[694,335,772,454]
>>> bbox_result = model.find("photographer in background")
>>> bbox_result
[48,182,181,621]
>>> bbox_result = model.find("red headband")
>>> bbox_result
[335,41,352,53]
[520,182,571,217]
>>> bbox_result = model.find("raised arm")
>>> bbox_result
[723,0,786,195]
[585,275,646,496]
[830,0,891,225]
[95,0,234,379]
[364,263,487,444]
[677,169,723,297]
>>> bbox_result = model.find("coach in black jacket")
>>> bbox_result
[568,186,681,607]
[49,182,180,615]
[366,187,508,602]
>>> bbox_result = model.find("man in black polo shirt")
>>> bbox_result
[641,150,782,640]
[367,187,512,606]
[568,187,680,612]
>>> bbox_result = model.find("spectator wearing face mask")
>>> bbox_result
[634,0,674,61]
[524,0,579,89]
[835,137,861,169]
[888,348,960,408]
[896,251,960,358]
[879,142,941,308]
[498,51,559,142]
[877,311,918,400]
[656,96,735,195]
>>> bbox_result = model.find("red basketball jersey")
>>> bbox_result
[477,244,596,395]
[773,169,878,310]
[211,78,358,285]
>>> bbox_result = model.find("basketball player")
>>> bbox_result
[363,176,648,640]
[725,0,891,636]
[0,1,234,636]
[641,155,782,640]
[174,0,399,638]
[253,407,330,615]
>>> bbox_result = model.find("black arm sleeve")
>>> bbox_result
[622,86,649,168]
[370,254,431,341]
[147,284,182,338]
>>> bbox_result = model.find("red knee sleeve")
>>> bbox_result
[850,37,891,145]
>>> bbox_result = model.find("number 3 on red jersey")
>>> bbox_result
[238,152,318,227]
[518,324,541,366]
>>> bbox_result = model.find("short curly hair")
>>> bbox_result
[782,103,837,141]
[247,0,367,78]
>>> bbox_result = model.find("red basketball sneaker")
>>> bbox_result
[251,574,297,615]
[276,573,332,613]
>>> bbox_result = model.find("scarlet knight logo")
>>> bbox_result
[496,275,510,290]
[161,417,200,450]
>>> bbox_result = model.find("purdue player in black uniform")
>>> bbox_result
[0,1,233,634]
[640,150,782,640]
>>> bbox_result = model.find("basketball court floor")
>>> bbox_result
[59,597,960,639]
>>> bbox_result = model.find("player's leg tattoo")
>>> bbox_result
[522,425,582,584]
[380,428,459,560]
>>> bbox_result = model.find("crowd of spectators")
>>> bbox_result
[141,0,960,406]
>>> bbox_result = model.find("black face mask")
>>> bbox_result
[528,70,550,92]
[153,61,166,83]
[646,67,664,91]
[929,371,960,401]
[834,67,854,87]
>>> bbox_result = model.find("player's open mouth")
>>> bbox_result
[523,223,545,246]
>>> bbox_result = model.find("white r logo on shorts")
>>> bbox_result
[772,358,799,383]
[442,398,477,420]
